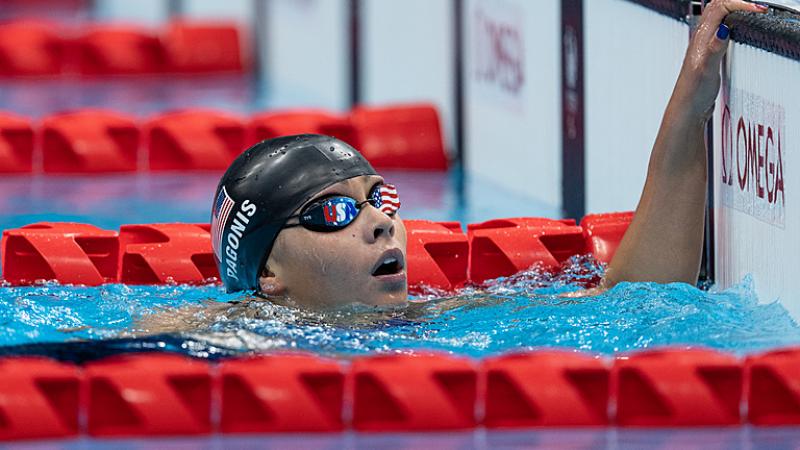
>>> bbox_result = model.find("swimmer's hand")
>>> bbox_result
[600,0,766,290]
[676,0,768,119]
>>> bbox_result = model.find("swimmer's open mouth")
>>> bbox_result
[371,249,405,276]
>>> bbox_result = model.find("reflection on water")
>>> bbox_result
[3,427,800,450]
[0,75,256,118]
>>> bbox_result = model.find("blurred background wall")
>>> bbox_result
[76,0,689,219]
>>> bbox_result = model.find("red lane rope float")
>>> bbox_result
[0,21,66,77]
[348,103,449,171]
[746,347,800,425]
[218,354,346,433]
[118,223,217,284]
[249,109,355,144]
[351,353,478,431]
[404,220,469,292]
[145,110,248,171]
[41,110,140,173]
[0,20,246,78]
[75,25,164,76]
[483,351,610,427]
[581,212,634,264]
[0,357,81,440]
[467,218,586,284]
[1,346,800,440]
[1,223,118,286]
[612,348,743,426]
[0,113,34,173]
[85,353,212,436]
[163,21,247,74]
[0,103,451,173]
[0,214,632,287]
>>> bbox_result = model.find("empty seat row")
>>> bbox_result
[0,213,631,289]
[1,347,799,439]
[0,104,449,173]
[0,19,246,77]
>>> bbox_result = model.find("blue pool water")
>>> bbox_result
[1,172,799,359]
[3,428,800,450]
[2,256,800,359]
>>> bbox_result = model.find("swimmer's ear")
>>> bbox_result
[258,266,286,296]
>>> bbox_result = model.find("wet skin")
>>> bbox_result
[597,0,768,291]
[258,175,409,309]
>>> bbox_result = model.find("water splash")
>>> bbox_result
[1,255,799,359]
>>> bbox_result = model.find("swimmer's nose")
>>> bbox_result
[363,207,395,243]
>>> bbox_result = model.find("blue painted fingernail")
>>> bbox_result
[757,3,769,9]
[717,23,730,40]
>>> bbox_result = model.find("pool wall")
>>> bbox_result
[463,0,563,213]
[94,0,254,26]
[712,7,800,320]
[584,0,688,214]
[361,0,457,153]
[261,0,353,111]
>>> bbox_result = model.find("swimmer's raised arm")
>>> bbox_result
[601,0,767,289]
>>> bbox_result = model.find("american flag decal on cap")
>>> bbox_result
[376,183,400,215]
[211,186,235,260]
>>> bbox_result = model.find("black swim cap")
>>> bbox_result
[211,134,378,292]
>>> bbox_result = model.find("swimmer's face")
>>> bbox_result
[259,175,408,308]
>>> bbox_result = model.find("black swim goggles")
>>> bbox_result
[284,183,401,232]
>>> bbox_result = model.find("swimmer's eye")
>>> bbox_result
[302,194,341,211]
[367,183,401,216]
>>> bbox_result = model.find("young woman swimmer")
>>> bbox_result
[206,0,766,311]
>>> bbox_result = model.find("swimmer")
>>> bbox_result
[137,0,767,332]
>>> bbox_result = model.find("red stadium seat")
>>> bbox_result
[249,109,355,143]
[219,354,346,432]
[146,110,247,170]
[1,222,119,285]
[467,218,586,283]
[580,212,633,264]
[118,223,217,284]
[746,348,800,425]
[41,110,140,173]
[348,103,448,170]
[483,351,610,427]
[0,357,82,440]
[0,21,67,76]
[76,25,164,75]
[86,353,212,436]
[0,112,34,173]
[352,353,478,431]
[613,348,743,426]
[163,21,246,73]
[404,220,469,292]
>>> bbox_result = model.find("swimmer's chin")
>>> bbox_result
[255,292,409,311]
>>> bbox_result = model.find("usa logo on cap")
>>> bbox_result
[211,186,235,260]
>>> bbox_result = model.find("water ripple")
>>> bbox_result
[1,255,799,358]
